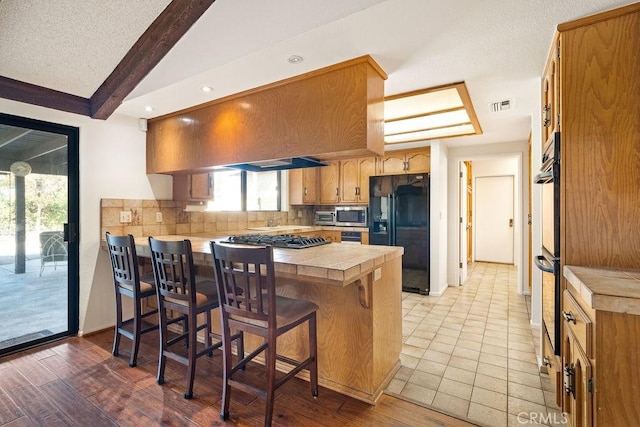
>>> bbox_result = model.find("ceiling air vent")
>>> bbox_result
[489,99,512,112]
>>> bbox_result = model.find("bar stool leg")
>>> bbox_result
[309,314,318,398]
[157,302,168,385]
[112,292,123,357]
[184,313,198,399]
[129,297,143,367]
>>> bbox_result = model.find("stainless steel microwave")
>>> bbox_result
[314,210,335,225]
[335,206,367,227]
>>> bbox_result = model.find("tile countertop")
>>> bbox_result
[564,265,640,315]
[132,235,403,287]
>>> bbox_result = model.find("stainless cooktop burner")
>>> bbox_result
[222,234,329,249]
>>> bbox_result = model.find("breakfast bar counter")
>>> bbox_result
[130,234,404,404]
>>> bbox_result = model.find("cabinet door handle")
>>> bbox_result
[542,356,552,367]
[304,187,308,196]
[563,363,575,397]
[562,310,577,324]
[355,187,360,196]
[336,188,339,196]
[543,104,551,127]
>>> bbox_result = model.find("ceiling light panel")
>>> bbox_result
[385,124,476,144]
[385,88,463,120]
[384,109,470,135]
[383,82,482,144]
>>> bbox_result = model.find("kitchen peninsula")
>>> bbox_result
[130,234,403,404]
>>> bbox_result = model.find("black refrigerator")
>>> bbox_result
[369,174,430,295]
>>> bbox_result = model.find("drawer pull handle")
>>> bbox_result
[542,356,552,367]
[562,310,577,324]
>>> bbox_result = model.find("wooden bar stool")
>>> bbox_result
[105,232,158,367]
[211,241,319,426]
[147,237,224,399]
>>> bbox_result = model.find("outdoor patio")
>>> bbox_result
[0,254,68,349]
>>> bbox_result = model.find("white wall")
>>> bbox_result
[0,99,173,334]
[429,141,448,296]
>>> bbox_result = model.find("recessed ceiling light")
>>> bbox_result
[144,105,155,112]
[287,55,304,64]
[201,85,213,93]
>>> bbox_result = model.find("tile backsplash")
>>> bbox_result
[100,199,314,238]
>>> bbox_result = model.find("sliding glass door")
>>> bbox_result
[0,113,78,356]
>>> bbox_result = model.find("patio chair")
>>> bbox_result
[39,231,68,276]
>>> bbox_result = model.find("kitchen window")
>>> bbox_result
[207,169,280,212]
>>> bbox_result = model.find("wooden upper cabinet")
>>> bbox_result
[289,168,319,205]
[380,152,405,175]
[357,157,376,204]
[190,173,212,200]
[173,172,212,201]
[146,55,387,174]
[542,33,560,145]
[340,158,359,203]
[406,151,430,173]
[320,161,340,204]
[146,115,197,174]
[379,148,430,175]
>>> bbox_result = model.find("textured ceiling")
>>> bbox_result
[0,0,170,97]
[0,0,635,147]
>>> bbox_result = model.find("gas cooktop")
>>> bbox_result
[222,234,329,249]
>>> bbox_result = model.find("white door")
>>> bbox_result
[475,175,514,264]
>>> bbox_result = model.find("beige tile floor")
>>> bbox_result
[385,262,564,427]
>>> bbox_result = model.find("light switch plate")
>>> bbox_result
[374,268,382,281]
[156,212,163,223]
[119,211,132,223]
[297,210,303,218]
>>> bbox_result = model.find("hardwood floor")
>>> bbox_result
[0,329,475,426]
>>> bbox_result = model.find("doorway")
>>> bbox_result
[475,175,515,264]
[0,113,79,356]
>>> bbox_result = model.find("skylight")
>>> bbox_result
[384,82,482,145]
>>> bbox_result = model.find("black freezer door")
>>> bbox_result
[369,175,395,246]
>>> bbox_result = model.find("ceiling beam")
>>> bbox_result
[22,136,67,161]
[0,128,32,149]
[90,0,216,120]
[0,76,91,116]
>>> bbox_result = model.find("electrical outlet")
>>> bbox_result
[297,210,303,218]
[373,268,382,281]
[119,211,132,223]
[156,212,163,223]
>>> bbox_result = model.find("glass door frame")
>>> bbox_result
[0,112,79,355]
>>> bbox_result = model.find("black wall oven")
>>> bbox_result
[534,132,561,355]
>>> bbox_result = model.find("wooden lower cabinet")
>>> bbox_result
[320,230,341,243]
[361,231,369,245]
[563,330,592,427]
[562,268,640,427]
[542,331,562,408]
